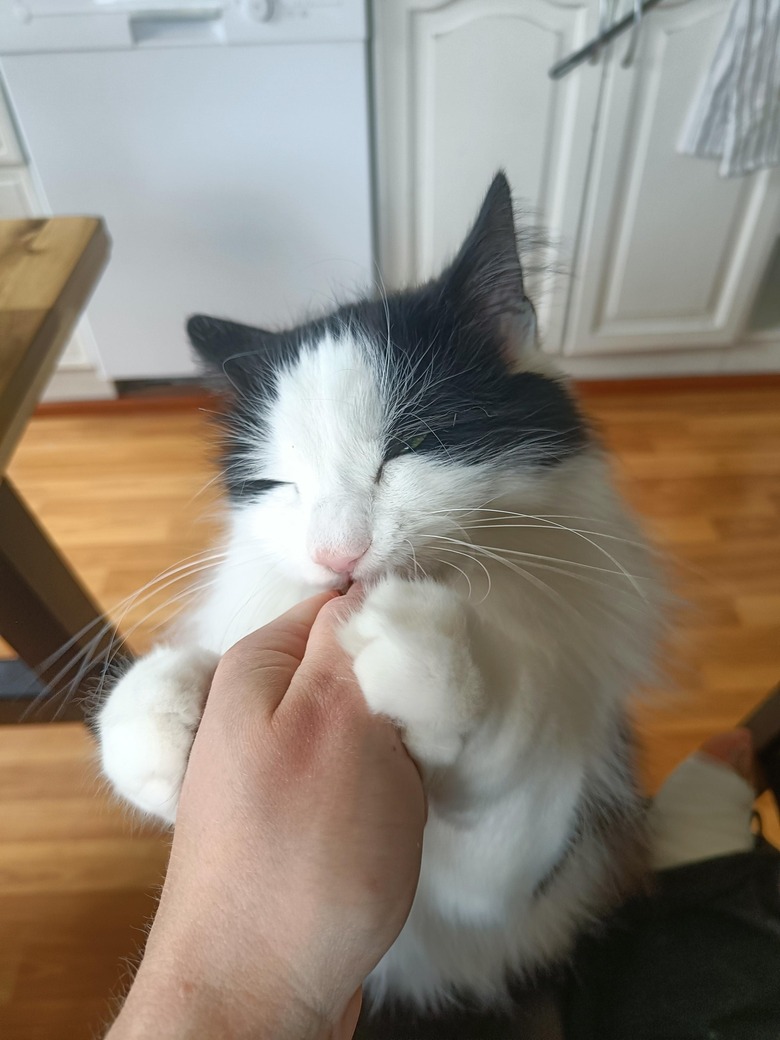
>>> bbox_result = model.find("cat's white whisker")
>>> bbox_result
[468,541,593,626]
[443,539,653,613]
[431,544,493,604]
[27,549,240,721]
[460,520,660,555]
[404,538,426,582]
[188,471,225,505]
[430,553,476,601]
[431,533,653,589]
[31,546,230,680]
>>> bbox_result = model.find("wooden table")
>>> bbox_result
[0,218,119,721]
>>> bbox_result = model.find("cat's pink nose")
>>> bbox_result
[312,545,369,575]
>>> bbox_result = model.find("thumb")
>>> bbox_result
[278,590,363,716]
[207,591,340,717]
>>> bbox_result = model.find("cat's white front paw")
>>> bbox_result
[97,646,218,824]
[340,578,483,767]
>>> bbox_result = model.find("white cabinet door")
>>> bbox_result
[373,0,602,352]
[563,0,780,358]
[0,166,37,215]
[0,81,23,165]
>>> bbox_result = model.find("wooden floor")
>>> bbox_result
[1,382,780,1039]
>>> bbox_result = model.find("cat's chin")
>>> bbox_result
[298,556,428,592]
[350,559,428,589]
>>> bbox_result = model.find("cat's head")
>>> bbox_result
[188,173,588,589]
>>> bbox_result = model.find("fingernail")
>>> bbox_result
[323,592,359,621]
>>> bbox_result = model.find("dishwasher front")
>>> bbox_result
[0,1,373,380]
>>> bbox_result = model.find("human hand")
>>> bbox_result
[107,589,426,1040]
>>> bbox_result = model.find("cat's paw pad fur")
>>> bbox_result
[97,646,218,824]
[340,578,483,766]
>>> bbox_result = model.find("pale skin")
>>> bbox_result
[107,589,426,1040]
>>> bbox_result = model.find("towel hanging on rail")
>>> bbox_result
[678,0,780,177]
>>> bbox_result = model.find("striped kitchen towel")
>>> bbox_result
[678,0,780,177]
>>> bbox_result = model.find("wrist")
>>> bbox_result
[106,950,332,1040]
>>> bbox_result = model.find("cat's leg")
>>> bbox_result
[340,577,484,768]
[97,645,218,824]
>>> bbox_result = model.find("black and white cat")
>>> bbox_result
[98,174,662,1011]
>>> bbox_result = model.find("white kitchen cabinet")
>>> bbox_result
[372,0,602,352]
[0,88,22,165]
[563,0,780,359]
[0,166,38,216]
[374,0,780,374]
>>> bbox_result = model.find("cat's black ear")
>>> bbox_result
[187,314,279,385]
[442,172,537,366]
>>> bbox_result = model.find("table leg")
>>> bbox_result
[0,477,126,723]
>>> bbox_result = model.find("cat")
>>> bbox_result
[97,172,663,1012]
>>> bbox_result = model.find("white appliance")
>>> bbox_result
[0,0,372,380]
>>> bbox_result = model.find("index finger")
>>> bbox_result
[208,591,340,717]
[274,591,363,718]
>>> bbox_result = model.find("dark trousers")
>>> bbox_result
[356,842,780,1040]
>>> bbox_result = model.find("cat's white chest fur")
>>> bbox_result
[99,452,659,1008]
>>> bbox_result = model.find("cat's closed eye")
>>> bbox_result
[375,433,432,484]
[387,432,431,460]
[235,479,295,497]
[404,433,429,452]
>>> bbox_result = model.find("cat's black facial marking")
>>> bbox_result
[383,369,588,469]
[189,171,589,491]
[369,173,586,469]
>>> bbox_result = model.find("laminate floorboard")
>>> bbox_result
[2,383,779,1038]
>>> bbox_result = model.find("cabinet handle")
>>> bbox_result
[621,0,644,67]
[589,0,612,65]
[129,7,224,46]
[549,0,662,79]
[244,0,275,21]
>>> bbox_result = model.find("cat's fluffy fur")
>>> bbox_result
[98,174,663,1010]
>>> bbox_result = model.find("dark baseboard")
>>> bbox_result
[32,372,780,418]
